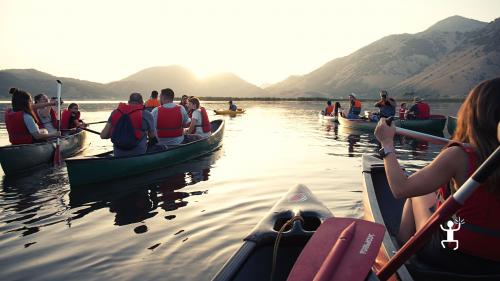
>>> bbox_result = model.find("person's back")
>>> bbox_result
[100,93,156,157]
[324,101,334,116]
[407,97,430,120]
[152,88,191,146]
[228,101,237,111]
[145,91,160,111]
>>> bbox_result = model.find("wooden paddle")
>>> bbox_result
[377,121,500,280]
[287,217,386,281]
[53,80,62,166]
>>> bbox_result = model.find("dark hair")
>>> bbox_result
[151,91,158,98]
[68,103,78,110]
[181,95,188,99]
[380,90,388,96]
[188,97,200,109]
[453,77,500,192]
[327,100,332,105]
[11,88,38,123]
[335,102,341,108]
[34,93,47,103]
[401,102,406,107]
[128,92,144,104]
[161,88,175,101]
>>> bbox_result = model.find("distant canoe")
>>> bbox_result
[337,115,380,131]
[318,111,338,122]
[0,130,88,176]
[66,120,224,187]
[398,115,446,133]
[447,116,457,136]
[214,109,245,115]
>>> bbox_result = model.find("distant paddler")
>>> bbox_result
[228,100,238,111]
[346,93,362,119]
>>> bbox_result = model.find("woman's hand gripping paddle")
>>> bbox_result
[287,217,385,281]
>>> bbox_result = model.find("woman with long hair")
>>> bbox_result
[374,78,500,272]
[5,88,60,144]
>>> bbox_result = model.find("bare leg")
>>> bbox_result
[398,198,416,243]
[412,193,436,231]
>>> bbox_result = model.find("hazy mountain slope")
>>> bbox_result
[266,16,491,99]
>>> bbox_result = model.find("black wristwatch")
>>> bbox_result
[378,147,394,158]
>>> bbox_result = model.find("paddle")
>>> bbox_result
[377,121,500,281]
[61,127,101,135]
[287,217,386,281]
[85,121,107,125]
[385,116,450,145]
[53,80,62,166]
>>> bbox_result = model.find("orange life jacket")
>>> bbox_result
[60,109,81,130]
[195,107,211,133]
[145,98,160,108]
[5,109,34,145]
[157,105,183,138]
[110,103,144,140]
[437,143,500,261]
[353,99,362,109]
[35,108,58,129]
[325,105,334,115]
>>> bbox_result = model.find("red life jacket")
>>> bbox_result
[399,108,406,119]
[415,102,430,119]
[325,105,334,115]
[60,109,81,130]
[110,103,144,140]
[195,107,211,133]
[35,108,58,129]
[437,143,500,261]
[157,105,183,138]
[5,109,34,145]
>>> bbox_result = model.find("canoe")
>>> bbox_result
[398,115,446,133]
[66,120,224,187]
[214,109,245,115]
[211,184,334,281]
[0,130,88,176]
[447,116,457,136]
[361,154,500,281]
[318,111,338,122]
[338,114,446,134]
[337,115,383,131]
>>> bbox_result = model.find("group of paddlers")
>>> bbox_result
[5,88,87,145]
[100,88,212,157]
[323,90,431,121]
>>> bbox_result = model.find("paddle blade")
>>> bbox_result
[287,217,385,281]
[53,141,62,167]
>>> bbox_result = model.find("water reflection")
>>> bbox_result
[68,149,221,233]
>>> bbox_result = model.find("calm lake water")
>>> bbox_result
[0,100,461,281]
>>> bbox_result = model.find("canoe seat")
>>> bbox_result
[407,257,500,281]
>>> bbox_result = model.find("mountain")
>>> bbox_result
[0,66,267,100]
[267,15,496,99]
[108,66,267,98]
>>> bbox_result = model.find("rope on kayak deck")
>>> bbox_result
[270,215,304,281]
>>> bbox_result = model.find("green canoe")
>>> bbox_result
[398,114,446,133]
[66,119,225,187]
[0,130,89,176]
[338,114,446,134]
[447,116,457,136]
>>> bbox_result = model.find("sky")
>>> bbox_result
[1,0,499,86]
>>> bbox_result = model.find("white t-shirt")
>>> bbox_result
[191,109,211,138]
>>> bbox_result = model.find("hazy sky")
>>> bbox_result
[1,0,499,86]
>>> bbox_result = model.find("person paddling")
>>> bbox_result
[374,78,500,272]
[60,103,87,133]
[34,93,59,133]
[324,100,334,116]
[406,96,430,120]
[374,90,396,118]
[151,88,191,146]
[5,88,60,144]
[346,93,361,119]
[184,97,211,142]
[145,90,160,111]
[100,93,157,157]
[228,100,237,111]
